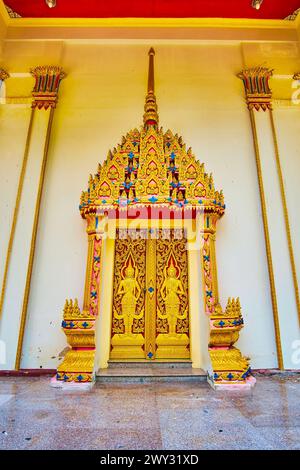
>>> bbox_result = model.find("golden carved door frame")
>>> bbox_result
[110,228,190,361]
[145,237,157,359]
[55,49,253,390]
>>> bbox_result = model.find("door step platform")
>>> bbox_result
[96,362,207,383]
[107,360,193,368]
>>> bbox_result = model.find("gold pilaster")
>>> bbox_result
[208,221,219,306]
[14,66,65,370]
[83,215,100,312]
[201,217,220,316]
[83,235,95,311]
[238,67,284,370]
[15,108,55,370]
[145,236,157,360]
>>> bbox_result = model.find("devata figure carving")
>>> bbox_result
[160,261,185,336]
[116,261,142,336]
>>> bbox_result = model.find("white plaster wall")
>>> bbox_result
[0,41,298,370]
[273,106,300,296]
[255,109,299,369]
[0,105,31,368]
[0,106,31,289]
[0,108,51,369]
[159,44,278,368]
[271,106,300,369]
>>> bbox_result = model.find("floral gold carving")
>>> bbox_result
[30,65,66,110]
[4,4,22,18]
[0,69,9,82]
[285,8,300,20]
[237,67,273,111]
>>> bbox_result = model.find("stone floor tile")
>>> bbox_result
[0,375,299,450]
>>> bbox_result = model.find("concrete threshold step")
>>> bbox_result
[107,360,193,369]
[96,366,207,383]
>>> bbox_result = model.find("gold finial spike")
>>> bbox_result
[143,48,159,128]
[147,47,155,94]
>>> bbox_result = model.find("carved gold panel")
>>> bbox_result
[110,228,190,361]
[155,229,190,359]
[110,230,147,359]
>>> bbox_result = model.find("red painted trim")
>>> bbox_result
[0,369,56,377]
[5,0,300,20]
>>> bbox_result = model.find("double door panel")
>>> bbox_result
[110,229,190,360]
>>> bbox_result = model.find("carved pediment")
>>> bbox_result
[79,51,225,218]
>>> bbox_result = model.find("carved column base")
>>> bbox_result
[208,347,255,389]
[53,299,96,387]
[51,374,95,391]
[56,347,95,384]
[207,299,255,389]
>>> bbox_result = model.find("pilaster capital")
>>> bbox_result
[30,65,66,110]
[293,72,300,80]
[237,66,273,111]
[0,69,9,82]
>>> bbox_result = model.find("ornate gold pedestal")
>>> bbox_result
[208,300,251,386]
[53,228,103,386]
[56,300,96,383]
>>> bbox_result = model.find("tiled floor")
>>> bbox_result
[0,374,299,450]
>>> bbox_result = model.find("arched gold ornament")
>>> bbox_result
[54,49,254,389]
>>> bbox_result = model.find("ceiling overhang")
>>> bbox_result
[0,1,299,42]
[3,1,300,21]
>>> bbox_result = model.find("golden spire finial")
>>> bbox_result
[143,48,159,128]
[147,47,155,93]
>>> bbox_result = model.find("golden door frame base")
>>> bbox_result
[53,49,255,391]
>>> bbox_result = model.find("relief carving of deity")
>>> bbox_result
[116,261,142,335]
[160,261,186,335]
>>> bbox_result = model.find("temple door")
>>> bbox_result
[110,229,190,361]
